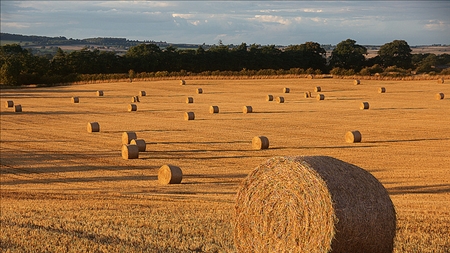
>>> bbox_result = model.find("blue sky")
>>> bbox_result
[1,1,449,46]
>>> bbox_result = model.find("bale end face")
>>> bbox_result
[122,131,137,144]
[437,78,444,84]
[209,105,219,114]
[345,130,362,143]
[243,106,253,114]
[87,122,100,133]
[354,79,361,85]
[158,164,183,184]
[14,105,22,112]
[252,136,269,150]
[283,87,290,93]
[266,95,274,101]
[96,90,104,96]
[186,97,194,103]
[130,139,146,152]
[435,93,445,100]
[360,102,370,110]
[5,100,14,108]
[184,111,195,120]
[121,144,139,159]
[276,97,285,103]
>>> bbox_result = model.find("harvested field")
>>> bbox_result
[1,78,449,252]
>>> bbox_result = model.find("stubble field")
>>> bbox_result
[1,77,449,252]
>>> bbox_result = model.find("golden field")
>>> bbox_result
[1,77,449,252]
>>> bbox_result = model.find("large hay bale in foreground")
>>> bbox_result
[209,105,219,114]
[130,139,146,152]
[184,111,195,120]
[435,92,445,100]
[71,97,79,103]
[121,144,139,159]
[243,106,253,114]
[96,90,104,96]
[266,95,274,101]
[252,136,269,150]
[345,130,362,143]
[87,122,100,133]
[158,164,183,184]
[122,131,137,144]
[360,102,369,110]
[234,156,396,253]
[14,105,22,112]
[5,100,14,108]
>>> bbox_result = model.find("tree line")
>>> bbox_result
[1,39,449,86]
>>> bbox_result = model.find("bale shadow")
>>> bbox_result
[387,184,450,195]
[365,137,449,144]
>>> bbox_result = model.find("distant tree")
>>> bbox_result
[128,69,135,82]
[284,42,327,71]
[125,43,162,72]
[330,39,367,71]
[378,40,412,69]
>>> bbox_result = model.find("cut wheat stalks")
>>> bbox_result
[5,100,14,108]
[435,93,445,100]
[186,97,194,103]
[71,97,79,103]
[252,136,269,150]
[158,164,183,184]
[283,87,290,93]
[345,130,362,143]
[316,94,325,100]
[132,96,140,103]
[360,102,370,110]
[139,91,146,96]
[304,92,311,98]
[130,139,146,152]
[243,106,253,114]
[87,122,100,133]
[180,80,186,85]
[122,131,137,144]
[14,104,22,112]
[121,144,139,159]
[266,95,274,101]
[378,87,386,93]
[209,105,219,114]
[96,90,104,96]
[354,79,361,85]
[196,88,203,94]
[128,104,137,112]
[314,86,321,92]
[234,156,396,253]
[184,111,195,120]
[276,97,285,103]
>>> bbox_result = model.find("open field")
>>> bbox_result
[1,78,449,252]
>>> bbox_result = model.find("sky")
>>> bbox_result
[1,1,449,46]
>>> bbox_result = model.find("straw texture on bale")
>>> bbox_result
[122,131,137,144]
[378,87,386,93]
[266,95,274,101]
[283,87,290,93]
[252,136,269,150]
[437,78,444,84]
[196,88,203,94]
[243,106,253,114]
[316,94,325,100]
[5,100,14,108]
[304,91,311,98]
[132,96,140,102]
[87,122,100,133]
[186,97,194,103]
[354,79,360,85]
[184,111,195,120]
[435,93,445,100]
[139,91,146,96]
[345,130,362,143]
[128,104,137,112]
[130,139,146,152]
[276,97,285,103]
[234,156,396,253]
[121,144,139,159]
[14,105,22,112]
[158,164,183,184]
[314,86,321,92]
[209,105,219,114]
[180,80,186,85]
[360,102,369,110]
[71,97,79,103]
[96,90,104,96]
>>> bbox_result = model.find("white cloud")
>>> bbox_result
[251,15,291,25]
[172,13,195,19]
[303,9,323,13]
[425,20,449,31]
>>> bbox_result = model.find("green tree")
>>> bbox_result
[125,43,162,72]
[378,40,412,69]
[330,39,367,71]
[284,42,327,71]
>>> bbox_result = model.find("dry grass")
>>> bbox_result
[1,78,449,252]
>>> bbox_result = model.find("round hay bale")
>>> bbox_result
[184,111,195,120]
[316,94,325,100]
[121,144,139,159]
[96,90,104,96]
[14,104,22,112]
[209,105,219,114]
[435,92,445,100]
[186,97,194,103]
[378,87,386,93]
[437,77,444,84]
[158,164,183,184]
[276,97,285,103]
[307,74,314,79]
[304,92,311,98]
[71,97,79,103]
[360,102,369,110]
[130,139,146,152]
[243,106,253,114]
[139,90,146,96]
[345,130,362,143]
[5,100,14,108]
[234,156,396,253]
[122,131,137,144]
[354,79,360,85]
[196,88,203,94]
[283,87,290,93]
[87,122,100,133]
[128,104,137,112]
[314,86,321,92]
[266,95,274,101]
[132,96,140,103]
[180,80,186,85]
[252,136,269,150]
